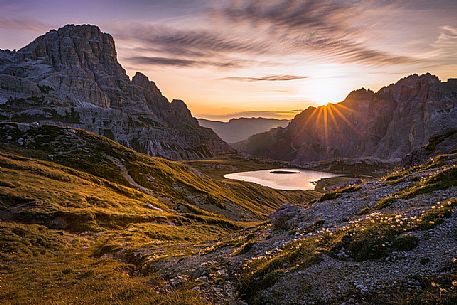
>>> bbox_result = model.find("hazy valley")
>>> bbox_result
[198,118,289,144]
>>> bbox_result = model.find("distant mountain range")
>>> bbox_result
[235,73,457,164]
[198,117,289,143]
[0,24,232,159]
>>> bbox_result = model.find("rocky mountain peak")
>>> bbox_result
[132,72,150,87]
[341,88,375,108]
[379,73,441,96]
[169,99,198,127]
[132,71,162,96]
[17,24,126,77]
[0,24,232,159]
[345,88,374,99]
[401,72,440,84]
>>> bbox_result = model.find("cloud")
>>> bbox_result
[127,56,200,67]
[216,0,353,33]
[0,18,53,32]
[126,55,252,68]
[223,74,308,82]
[113,0,422,72]
[212,0,418,65]
[114,23,277,69]
[113,23,269,56]
[434,25,457,49]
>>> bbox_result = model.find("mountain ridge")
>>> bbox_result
[0,24,232,160]
[236,73,457,163]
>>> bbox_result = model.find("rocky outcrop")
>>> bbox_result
[402,128,457,167]
[0,24,232,159]
[237,73,457,164]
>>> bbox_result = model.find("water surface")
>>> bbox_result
[224,168,338,191]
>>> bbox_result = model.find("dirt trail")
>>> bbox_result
[105,156,163,212]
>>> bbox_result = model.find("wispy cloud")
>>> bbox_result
[216,0,354,33]
[113,23,269,56]
[111,0,424,72]
[223,74,308,82]
[434,25,457,53]
[126,55,241,68]
[114,22,277,69]
[212,0,418,65]
[0,18,53,32]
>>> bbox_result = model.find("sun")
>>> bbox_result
[302,77,354,105]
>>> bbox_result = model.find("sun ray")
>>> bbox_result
[327,104,342,135]
[323,107,329,147]
[331,105,363,136]
[295,107,319,137]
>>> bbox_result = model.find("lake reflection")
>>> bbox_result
[224,168,338,190]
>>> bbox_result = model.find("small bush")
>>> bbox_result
[319,185,361,202]
[392,233,419,251]
[376,166,457,210]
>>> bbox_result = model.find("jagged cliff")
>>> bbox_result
[0,24,232,159]
[236,74,457,163]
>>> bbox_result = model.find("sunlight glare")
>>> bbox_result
[302,77,353,105]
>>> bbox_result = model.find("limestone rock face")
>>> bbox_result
[402,129,457,167]
[0,24,232,159]
[237,73,457,163]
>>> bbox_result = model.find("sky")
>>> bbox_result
[0,0,456,120]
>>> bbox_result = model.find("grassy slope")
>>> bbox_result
[0,148,231,304]
[0,222,209,305]
[0,123,317,221]
[1,123,455,304]
[0,123,319,304]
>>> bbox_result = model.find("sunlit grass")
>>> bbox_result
[0,223,208,305]
[376,165,457,210]
[319,184,362,202]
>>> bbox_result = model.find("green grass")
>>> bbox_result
[0,152,173,231]
[1,123,315,304]
[418,199,457,230]
[314,176,362,192]
[319,185,362,202]
[334,217,419,261]
[2,122,455,304]
[382,153,457,185]
[376,165,457,210]
[183,157,276,178]
[335,198,457,261]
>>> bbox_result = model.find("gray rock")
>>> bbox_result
[269,203,301,230]
[0,24,232,160]
[237,73,457,163]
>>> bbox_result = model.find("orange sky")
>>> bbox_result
[1,0,456,120]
